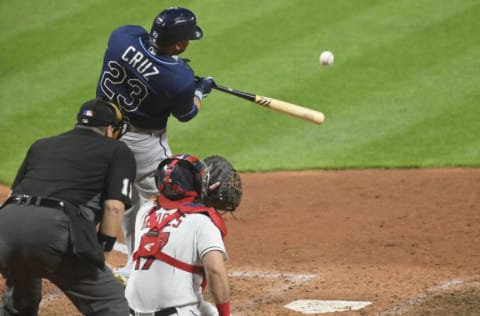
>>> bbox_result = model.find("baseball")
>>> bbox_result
[319,51,334,66]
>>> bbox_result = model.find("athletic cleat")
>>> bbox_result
[113,271,128,286]
[113,261,133,285]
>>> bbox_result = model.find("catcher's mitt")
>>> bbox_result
[203,155,242,211]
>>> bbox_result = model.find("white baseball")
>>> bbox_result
[319,51,334,66]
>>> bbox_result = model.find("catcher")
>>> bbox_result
[124,154,241,316]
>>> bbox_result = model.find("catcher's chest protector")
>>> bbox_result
[133,202,226,269]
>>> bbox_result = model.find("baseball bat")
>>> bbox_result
[212,83,325,125]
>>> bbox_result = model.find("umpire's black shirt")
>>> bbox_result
[11,128,136,221]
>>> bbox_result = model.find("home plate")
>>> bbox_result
[284,300,372,314]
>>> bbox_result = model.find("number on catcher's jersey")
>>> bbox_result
[136,231,170,270]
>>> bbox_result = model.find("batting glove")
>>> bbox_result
[195,76,215,99]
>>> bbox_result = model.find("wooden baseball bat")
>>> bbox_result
[212,83,325,125]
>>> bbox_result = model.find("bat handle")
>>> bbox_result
[213,84,256,102]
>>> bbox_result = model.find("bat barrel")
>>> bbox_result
[213,83,325,125]
[255,96,325,124]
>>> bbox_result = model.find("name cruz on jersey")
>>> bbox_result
[121,46,160,81]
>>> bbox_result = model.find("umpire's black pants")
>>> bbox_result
[0,204,128,316]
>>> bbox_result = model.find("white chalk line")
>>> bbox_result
[378,279,480,316]
[113,242,128,254]
[39,291,64,308]
[229,270,317,282]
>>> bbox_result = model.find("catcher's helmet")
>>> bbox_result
[156,154,209,201]
[150,7,203,48]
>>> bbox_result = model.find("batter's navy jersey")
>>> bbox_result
[12,128,136,221]
[96,25,198,129]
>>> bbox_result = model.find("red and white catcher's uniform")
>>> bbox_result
[125,199,227,315]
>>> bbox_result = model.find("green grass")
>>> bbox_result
[1,0,480,183]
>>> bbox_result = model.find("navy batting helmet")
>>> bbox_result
[156,154,209,201]
[150,7,203,48]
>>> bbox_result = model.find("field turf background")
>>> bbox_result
[1,0,479,184]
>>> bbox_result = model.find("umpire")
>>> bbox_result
[0,98,136,316]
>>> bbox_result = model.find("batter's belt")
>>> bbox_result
[128,124,165,135]
[129,307,177,316]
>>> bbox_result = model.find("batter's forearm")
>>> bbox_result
[193,95,202,111]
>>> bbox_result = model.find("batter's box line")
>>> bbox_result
[229,270,317,282]
[113,242,128,254]
[39,292,64,309]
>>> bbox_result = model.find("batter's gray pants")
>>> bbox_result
[120,129,170,265]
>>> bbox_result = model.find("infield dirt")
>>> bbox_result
[1,169,479,315]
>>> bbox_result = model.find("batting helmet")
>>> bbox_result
[156,154,209,201]
[150,7,203,48]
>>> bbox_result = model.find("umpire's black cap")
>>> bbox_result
[77,98,120,127]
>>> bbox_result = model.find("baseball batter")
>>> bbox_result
[95,6,215,277]
[126,154,233,316]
